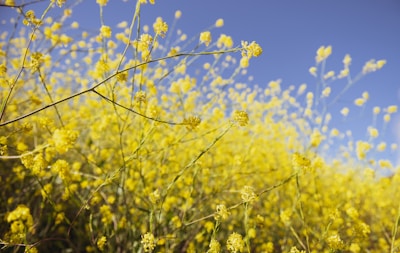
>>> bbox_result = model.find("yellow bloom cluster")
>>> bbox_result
[0,2,397,252]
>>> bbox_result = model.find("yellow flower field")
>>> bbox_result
[0,1,399,252]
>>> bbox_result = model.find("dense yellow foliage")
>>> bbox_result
[0,1,399,252]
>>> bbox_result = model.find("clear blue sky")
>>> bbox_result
[2,0,400,166]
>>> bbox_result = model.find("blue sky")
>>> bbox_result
[2,0,400,166]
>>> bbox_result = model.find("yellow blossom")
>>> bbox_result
[386,105,397,114]
[368,127,379,138]
[207,239,221,253]
[354,98,365,107]
[309,66,317,76]
[233,110,249,126]
[153,17,168,38]
[200,31,212,46]
[175,10,182,19]
[321,87,331,97]
[341,107,349,117]
[215,18,224,27]
[183,116,201,130]
[100,25,112,38]
[96,0,108,6]
[217,34,233,48]
[226,232,244,253]
[315,45,332,63]
[97,236,107,251]
[343,54,352,67]
[141,232,157,252]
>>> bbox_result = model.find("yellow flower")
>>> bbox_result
[341,107,349,117]
[141,232,157,252]
[386,105,397,114]
[240,185,257,203]
[175,10,182,19]
[153,17,168,38]
[217,34,233,48]
[343,54,352,67]
[183,116,201,130]
[215,18,224,27]
[207,239,221,253]
[315,45,332,63]
[215,204,230,221]
[233,110,249,126]
[100,25,112,38]
[292,152,311,172]
[200,31,212,46]
[96,0,108,6]
[354,98,365,107]
[226,232,244,253]
[321,87,331,97]
[309,66,317,76]
[97,236,107,251]
[368,127,379,138]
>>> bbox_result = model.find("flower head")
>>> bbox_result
[141,232,157,252]
[226,232,244,253]
[200,31,212,46]
[153,17,168,38]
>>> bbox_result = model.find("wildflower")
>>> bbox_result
[326,234,345,250]
[241,41,262,58]
[240,56,249,68]
[6,205,34,243]
[175,10,182,19]
[100,25,112,38]
[315,45,332,63]
[141,232,157,252]
[96,0,108,6]
[30,52,43,73]
[153,17,168,38]
[233,110,249,126]
[292,152,311,172]
[343,54,352,67]
[321,87,331,97]
[215,204,230,221]
[297,83,307,95]
[373,106,381,114]
[384,114,391,122]
[362,59,386,74]
[207,239,221,253]
[226,232,245,253]
[323,70,335,79]
[309,66,317,76]
[200,31,212,46]
[52,159,70,180]
[183,116,201,130]
[97,236,107,251]
[289,246,306,253]
[310,129,324,147]
[340,107,349,117]
[386,105,397,114]
[338,68,349,78]
[217,34,233,48]
[149,189,160,204]
[51,128,78,154]
[241,185,257,203]
[51,0,66,7]
[368,127,379,138]
[356,141,372,160]
[376,142,386,152]
[215,18,224,27]
[5,0,15,6]
[354,98,365,107]
[0,63,7,77]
